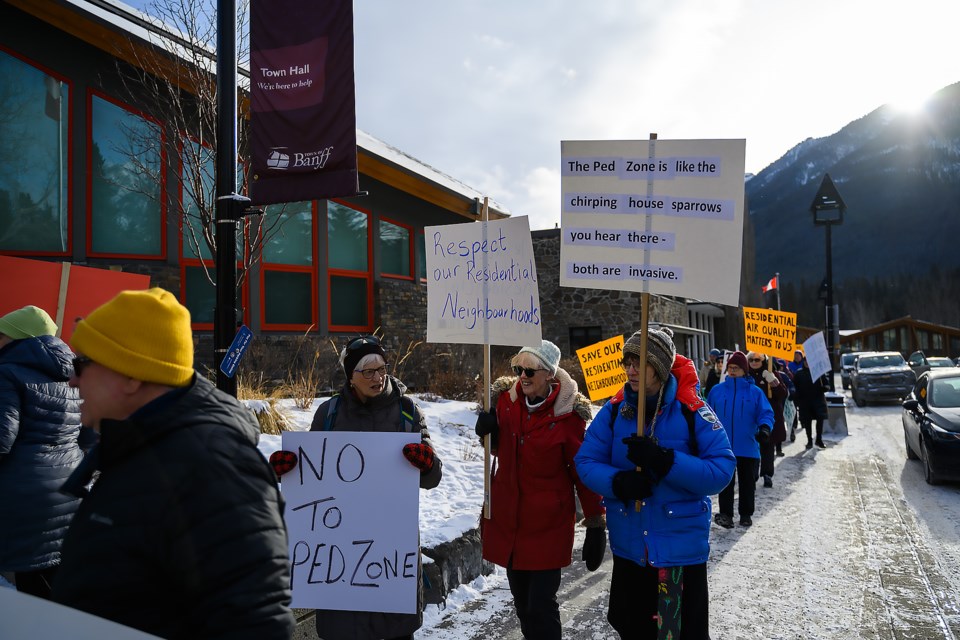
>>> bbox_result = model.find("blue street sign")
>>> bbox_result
[220,324,253,378]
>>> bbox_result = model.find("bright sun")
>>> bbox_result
[887,89,932,115]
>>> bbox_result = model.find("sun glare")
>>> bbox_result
[887,89,932,115]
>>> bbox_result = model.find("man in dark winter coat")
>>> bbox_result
[0,306,87,599]
[52,288,295,639]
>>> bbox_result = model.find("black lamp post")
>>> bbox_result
[810,173,846,392]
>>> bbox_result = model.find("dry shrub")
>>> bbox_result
[238,372,293,435]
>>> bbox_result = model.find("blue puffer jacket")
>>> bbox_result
[575,376,735,568]
[0,335,84,572]
[706,376,775,459]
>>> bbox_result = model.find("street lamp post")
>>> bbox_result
[810,173,846,392]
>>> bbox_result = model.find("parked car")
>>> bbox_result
[840,352,861,390]
[850,351,915,407]
[902,369,960,484]
[907,351,957,376]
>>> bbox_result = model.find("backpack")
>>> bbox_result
[608,399,699,457]
[321,393,418,432]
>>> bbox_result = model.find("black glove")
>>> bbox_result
[611,470,654,502]
[755,426,771,444]
[622,436,675,477]
[475,409,499,448]
[582,526,607,571]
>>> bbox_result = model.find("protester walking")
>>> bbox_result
[698,348,722,387]
[745,351,789,486]
[706,351,775,528]
[792,357,829,449]
[575,327,735,640]
[703,350,724,398]
[53,288,295,639]
[0,306,88,600]
[474,340,606,640]
[307,335,442,640]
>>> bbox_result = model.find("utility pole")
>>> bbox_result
[810,174,846,393]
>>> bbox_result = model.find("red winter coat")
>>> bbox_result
[481,368,604,571]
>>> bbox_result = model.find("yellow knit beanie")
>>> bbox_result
[70,288,195,387]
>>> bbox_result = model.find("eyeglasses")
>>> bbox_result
[72,356,94,377]
[512,365,545,378]
[621,358,643,372]
[356,364,389,380]
[748,358,763,363]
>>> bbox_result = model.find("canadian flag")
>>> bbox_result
[761,276,778,293]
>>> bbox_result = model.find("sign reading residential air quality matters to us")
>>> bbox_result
[560,139,745,306]
[281,431,420,613]
[425,216,542,347]
[576,335,627,402]
[743,307,797,360]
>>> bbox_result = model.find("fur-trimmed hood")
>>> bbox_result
[490,367,592,421]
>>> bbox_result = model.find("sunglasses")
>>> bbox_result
[72,356,94,377]
[346,335,381,351]
[748,358,763,363]
[356,364,390,380]
[512,365,545,378]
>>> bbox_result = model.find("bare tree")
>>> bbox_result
[109,0,285,287]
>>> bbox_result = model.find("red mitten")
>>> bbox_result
[269,450,297,479]
[402,443,435,472]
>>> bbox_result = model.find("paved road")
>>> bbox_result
[419,393,960,639]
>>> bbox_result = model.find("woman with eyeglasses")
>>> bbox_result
[308,335,442,640]
[745,351,789,487]
[574,327,734,640]
[0,306,89,600]
[473,339,605,640]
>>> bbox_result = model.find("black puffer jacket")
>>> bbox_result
[52,375,295,640]
[0,335,83,572]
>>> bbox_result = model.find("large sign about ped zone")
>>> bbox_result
[577,335,627,402]
[743,307,797,360]
[425,216,542,347]
[560,139,746,307]
[280,431,420,613]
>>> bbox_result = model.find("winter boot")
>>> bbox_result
[763,475,773,488]
[816,439,826,449]
[805,439,813,450]
[775,444,784,457]
[714,513,734,529]
[740,516,753,527]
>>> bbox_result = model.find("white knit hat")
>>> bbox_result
[518,340,562,375]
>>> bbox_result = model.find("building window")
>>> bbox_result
[0,48,70,254]
[882,328,897,351]
[416,231,426,281]
[379,217,412,279]
[327,201,371,331]
[932,333,944,351]
[570,326,603,352]
[916,329,930,351]
[89,93,165,257]
[261,200,316,330]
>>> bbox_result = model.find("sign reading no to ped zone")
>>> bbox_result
[560,139,745,306]
[743,306,797,360]
[576,335,627,402]
[424,216,542,347]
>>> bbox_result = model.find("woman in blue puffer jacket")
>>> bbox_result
[575,327,735,640]
[0,306,86,599]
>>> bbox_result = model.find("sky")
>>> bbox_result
[118,0,960,231]
[5,387,960,637]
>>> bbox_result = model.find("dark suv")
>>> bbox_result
[840,352,860,390]
[851,351,915,407]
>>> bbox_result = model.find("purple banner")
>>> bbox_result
[249,0,358,205]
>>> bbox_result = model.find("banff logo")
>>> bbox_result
[266,146,334,171]
[266,148,290,169]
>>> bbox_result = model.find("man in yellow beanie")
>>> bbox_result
[52,288,295,639]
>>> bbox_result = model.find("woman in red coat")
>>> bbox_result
[475,340,605,640]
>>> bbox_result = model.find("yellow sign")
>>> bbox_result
[576,335,627,402]
[743,307,797,360]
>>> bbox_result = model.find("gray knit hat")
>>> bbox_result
[517,340,562,376]
[623,326,676,383]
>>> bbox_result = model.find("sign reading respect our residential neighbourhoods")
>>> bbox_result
[560,139,745,306]
[576,335,627,402]
[280,431,420,613]
[425,216,542,347]
[743,306,797,360]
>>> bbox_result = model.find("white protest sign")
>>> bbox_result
[281,431,420,613]
[802,332,832,381]
[560,139,745,306]
[424,216,542,347]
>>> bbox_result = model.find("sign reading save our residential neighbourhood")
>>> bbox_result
[559,139,745,306]
[577,335,627,402]
[425,216,542,347]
